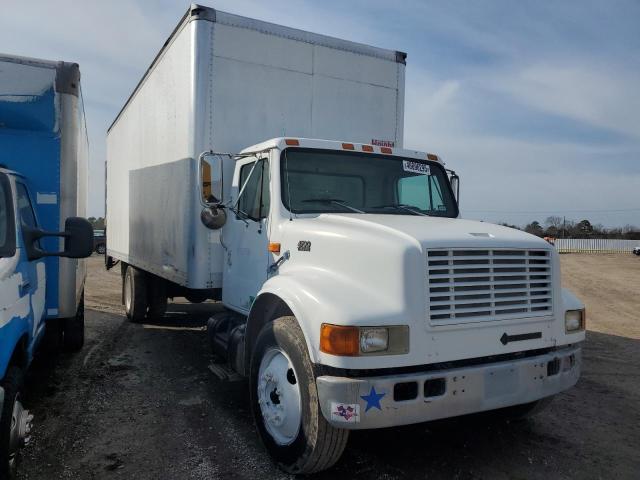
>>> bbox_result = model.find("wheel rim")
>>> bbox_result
[257,347,302,445]
[8,393,32,469]
[124,271,132,313]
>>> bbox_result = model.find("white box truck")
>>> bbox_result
[106,5,585,474]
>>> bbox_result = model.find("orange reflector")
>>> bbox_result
[427,153,438,161]
[285,139,299,146]
[342,143,355,150]
[362,145,374,152]
[320,324,360,356]
[380,147,393,154]
[268,242,281,254]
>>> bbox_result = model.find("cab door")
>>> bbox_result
[222,156,271,313]
[14,181,47,339]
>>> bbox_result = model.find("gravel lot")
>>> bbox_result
[17,254,640,479]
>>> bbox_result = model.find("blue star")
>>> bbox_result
[360,386,385,412]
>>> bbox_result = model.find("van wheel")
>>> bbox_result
[95,243,106,255]
[250,316,348,474]
[0,367,32,479]
[62,291,85,352]
[124,266,147,322]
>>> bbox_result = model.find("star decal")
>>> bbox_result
[360,386,385,412]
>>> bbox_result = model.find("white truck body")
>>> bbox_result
[107,5,584,473]
[106,5,405,288]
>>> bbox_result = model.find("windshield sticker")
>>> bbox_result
[403,160,430,175]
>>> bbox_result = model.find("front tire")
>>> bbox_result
[124,266,147,323]
[250,316,348,474]
[0,367,32,479]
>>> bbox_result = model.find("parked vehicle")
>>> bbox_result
[93,229,106,255]
[633,246,640,255]
[106,5,586,474]
[0,54,93,477]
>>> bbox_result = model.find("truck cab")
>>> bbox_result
[199,137,586,473]
[0,167,92,475]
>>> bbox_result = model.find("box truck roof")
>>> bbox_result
[0,53,80,97]
[108,3,407,133]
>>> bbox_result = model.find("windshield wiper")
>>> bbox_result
[301,198,365,213]
[372,204,429,216]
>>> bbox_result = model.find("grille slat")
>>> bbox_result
[426,249,553,325]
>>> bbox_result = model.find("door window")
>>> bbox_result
[16,183,39,229]
[0,174,16,257]
[398,175,447,212]
[238,159,270,220]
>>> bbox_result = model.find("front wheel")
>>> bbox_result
[123,266,147,322]
[250,316,348,474]
[0,367,33,479]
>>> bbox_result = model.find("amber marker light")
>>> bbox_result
[268,242,281,254]
[320,324,360,356]
[427,153,438,161]
[285,138,299,146]
[362,145,374,152]
[380,147,393,154]
[342,143,355,150]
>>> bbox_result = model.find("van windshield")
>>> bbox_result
[0,173,16,258]
[280,148,458,217]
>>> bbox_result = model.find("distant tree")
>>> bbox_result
[87,216,105,230]
[524,221,544,237]
[499,222,520,230]
[576,219,593,236]
[545,216,563,230]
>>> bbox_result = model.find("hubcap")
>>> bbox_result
[124,272,132,312]
[8,394,33,468]
[257,348,301,445]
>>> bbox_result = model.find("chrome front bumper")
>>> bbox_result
[316,346,581,429]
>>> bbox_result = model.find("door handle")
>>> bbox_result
[19,281,31,297]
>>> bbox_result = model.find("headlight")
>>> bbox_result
[565,309,585,333]
[320,324,409,356]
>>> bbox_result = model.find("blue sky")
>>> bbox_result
[1,0,638,227]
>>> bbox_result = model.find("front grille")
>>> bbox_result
[426,249,553,325]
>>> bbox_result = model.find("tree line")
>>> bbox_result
[500,216,640,240]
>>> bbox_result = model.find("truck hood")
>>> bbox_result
[311,214,550,251]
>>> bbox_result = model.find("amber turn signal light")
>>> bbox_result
[320,324,359,356]
[285,138,299,146]
[268,242,281,254]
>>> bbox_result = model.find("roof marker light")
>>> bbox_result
[380,147,393,154]
[427,153,438,161]
[362,145,374,152]
[285,139,299,146]
[342,143,355,150]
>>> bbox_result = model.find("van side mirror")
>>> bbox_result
[23,217,94,261]
[198,152,224,206]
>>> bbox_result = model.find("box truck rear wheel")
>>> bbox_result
[0,367,32,478]
[124,266,147,322]
[250,316,348,474]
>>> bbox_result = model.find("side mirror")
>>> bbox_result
[198,152,224,206]
[449,174,460,205]
[23,217,94,261]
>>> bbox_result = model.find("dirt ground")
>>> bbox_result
[16,254,640,479]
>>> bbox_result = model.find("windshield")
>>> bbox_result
[280,148,458,217]
[0,173,16,258]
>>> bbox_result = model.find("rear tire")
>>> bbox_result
[124,266,147,323]
[95,243,106,255]
[147,277,167,318]
[250,316,348,474]
[62,292,85,352]
[0,367,31,479]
